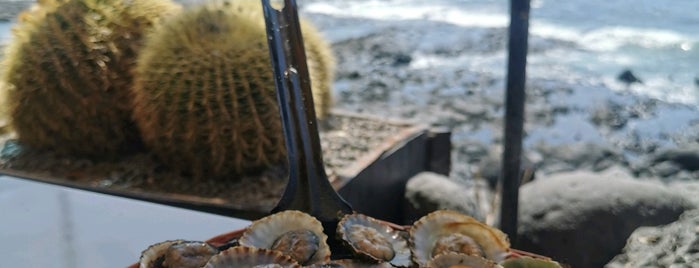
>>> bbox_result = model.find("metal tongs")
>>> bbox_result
[260,0,353,245]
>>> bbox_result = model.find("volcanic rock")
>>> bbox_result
[606,209,699,268]
[617,69,643,85]
[518,169,694,268]
[404,172,484,223]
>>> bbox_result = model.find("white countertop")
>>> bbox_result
[0,175,250,268]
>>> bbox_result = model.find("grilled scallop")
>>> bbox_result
[139,240,218,268]
[410,210,510,267]
[426,253,503,268]
[204,246,300,268]
[337,213,412,267]
[239,210,331,265]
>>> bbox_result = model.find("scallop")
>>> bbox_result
[426,253,503,268]
[140,240,182,268]
[337,213,412,267]
[306,259,393,268]
[204,246,300,268]
[410,210,510,267]
[500,257,563,268]
[239,210,331,265]
[139,240,219,268]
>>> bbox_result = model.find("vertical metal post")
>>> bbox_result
[499,0,530,245]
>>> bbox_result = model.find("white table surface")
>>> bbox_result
[0,175,250,268]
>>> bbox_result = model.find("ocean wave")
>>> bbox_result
[532,23,696,52]
[303,1,509,28]
[305,1,696,53]
[604,75,699,106]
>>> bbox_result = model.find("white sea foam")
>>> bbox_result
[533,23,696,52]
[306,1,696,53]
[604,76,699,105]
[304,1,509,28]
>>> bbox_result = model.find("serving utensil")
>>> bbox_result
[260,0,354,251]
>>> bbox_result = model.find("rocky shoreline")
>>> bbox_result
[302,8,699,268]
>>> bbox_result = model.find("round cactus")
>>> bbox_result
[0,0,180,157]
[131,1,335,178]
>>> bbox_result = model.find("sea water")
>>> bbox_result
[1,0,697,105]
[304,0,699,106]
[0,21,11,44]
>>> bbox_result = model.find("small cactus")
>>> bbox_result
[0,0,180,157]
[131,0,335,178]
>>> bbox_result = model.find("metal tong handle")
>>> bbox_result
[261,0,353,222]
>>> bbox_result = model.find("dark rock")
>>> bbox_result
[651,147,699,172]
[518,170,694,268]
[392,53,412,66]
[607,209,699,268]
[649,161,682,178]
[404,172,483,223]
[476,148,536,189]
[534,142,627,174]
[590,101,628,130]
[617,69,643,85]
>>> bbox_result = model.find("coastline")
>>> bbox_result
[0,2,698,266]
[304,12,699,183]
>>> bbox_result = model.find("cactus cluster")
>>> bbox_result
[131,0,335,178]
[0,0,180,157]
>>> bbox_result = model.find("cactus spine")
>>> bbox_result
[0,0,180,157]
[131,0,335,178]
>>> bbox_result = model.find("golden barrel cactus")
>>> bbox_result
[131,0,335,178]
[0,0,180,157]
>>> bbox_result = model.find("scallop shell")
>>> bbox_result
[139,240,218,268]
[426,253,503,268]
[337,213,412,267]
[204,246,300,268]
[239,210,331,265]
[306,259,393,268]
[140,240,182,268]
[410,210,510,266]
[500,257,563,268]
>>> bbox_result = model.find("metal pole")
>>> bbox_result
[499,0,530,246]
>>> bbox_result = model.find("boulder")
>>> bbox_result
[518,169,694,268]
[404,172,484,223]
[606,209,699,267]
[476,149,536,190]
[617,69,643,85]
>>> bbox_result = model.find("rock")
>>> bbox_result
[651,147,699,172]
[534,142,627,174]
[590,101,628,130]
[476,148,536,190]
[649,160,682,178]
[617,69,643,85]
[606,209,699,268]
[668,181,699,207]
[518,170,694,268]
[391,53,412,66]
[404,172,484,223]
